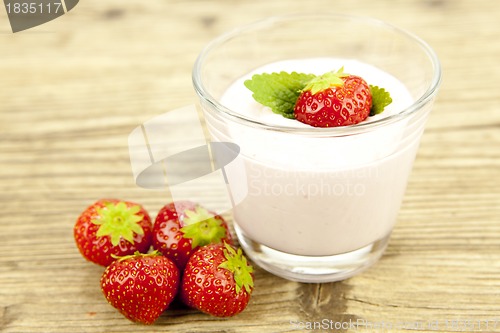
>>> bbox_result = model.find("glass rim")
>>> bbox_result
[192,13,442,136]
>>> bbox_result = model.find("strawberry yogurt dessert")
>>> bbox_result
[193,15,441,282]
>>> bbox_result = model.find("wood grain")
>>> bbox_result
[1,0,500,332]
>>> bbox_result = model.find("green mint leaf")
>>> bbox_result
[244,72,316,119]
[370,85,393,116]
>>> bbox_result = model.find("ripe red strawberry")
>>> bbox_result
[74,199,152,266]
[180,243,254,317]
[294,68,372,127]
[152,201,233,270]
[100,251,179,324]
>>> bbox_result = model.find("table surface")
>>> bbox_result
[1,1,500,332]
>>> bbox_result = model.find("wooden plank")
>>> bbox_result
[1,0,500,332]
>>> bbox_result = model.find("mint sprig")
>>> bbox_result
[369,85,393,116]
[244,68,392,120]
[244,72,315,119]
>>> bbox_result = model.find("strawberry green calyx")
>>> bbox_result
[302,67,348,94]
[180,206,227,249]
[218,243,254,294]
[92,202,144,246]
[112,250,161,262]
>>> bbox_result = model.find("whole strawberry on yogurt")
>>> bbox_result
[294,68,372,127]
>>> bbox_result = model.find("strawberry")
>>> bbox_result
[74,199,152,266]
[180,243,254,317]
[100,251,179,325]
[152,201,233,270]
[294,68,372,127]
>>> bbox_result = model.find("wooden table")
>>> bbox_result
[1,1,499,332]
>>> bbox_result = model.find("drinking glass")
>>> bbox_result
[192,14,441,282]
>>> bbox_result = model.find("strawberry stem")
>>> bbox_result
[112,250,161,262]
[302,67,348,94]
[92,201,144,246]
[180,206,227,249]
[218,243,254,294]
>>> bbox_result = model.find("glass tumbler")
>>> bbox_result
[192,14,441,282]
